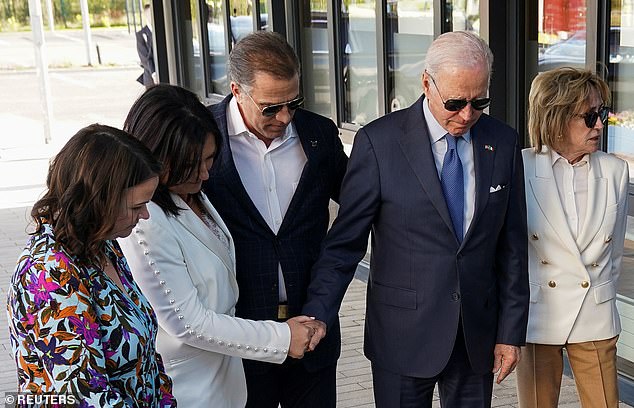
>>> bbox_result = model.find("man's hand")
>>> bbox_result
[492,344,521,384]
[302,319,327,351]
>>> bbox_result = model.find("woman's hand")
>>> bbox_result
[286,315,316,358]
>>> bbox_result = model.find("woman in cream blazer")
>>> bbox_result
[517,68,629,408]
[119,85,315,407]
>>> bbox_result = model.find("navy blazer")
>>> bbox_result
[204,95,348,373]
[303,96,529,377]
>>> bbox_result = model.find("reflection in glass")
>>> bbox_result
[385,1,433,112]
[606,0,634,383]
[537,0,586,72]
[300,0,332,117]
[446,0,479,33]
[342,0,378,126]
[205,0,229,94]
[608,1,634,182]
[259,0,268,30]
[230,0,254,44]
[182,0,204,93]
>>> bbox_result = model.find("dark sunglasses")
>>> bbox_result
[577,106,610,128]
[244,91,304,117]
[428,73,491,112]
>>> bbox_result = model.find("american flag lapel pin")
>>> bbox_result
[484,144,494,152]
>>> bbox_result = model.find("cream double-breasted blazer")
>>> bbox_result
[119,193,291,408]
[522,147,629,344]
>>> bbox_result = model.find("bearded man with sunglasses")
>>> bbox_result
[302,31,529,407]
[203,31,347,408]
[516,67,628,408]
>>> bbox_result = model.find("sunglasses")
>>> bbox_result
[243,90,304,117]
[428,73,491,112]
[577,106,610,128]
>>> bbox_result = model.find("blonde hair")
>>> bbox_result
[528,67,610,152]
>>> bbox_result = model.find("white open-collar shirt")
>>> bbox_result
[226,96,307,302]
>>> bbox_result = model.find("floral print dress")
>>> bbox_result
[7,223,176,407]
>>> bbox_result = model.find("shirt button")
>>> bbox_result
[605,236,613,243]
[591,262,599,267]
[540,259,549,265]
[451,292,460,301]
[548,280,556,288]
[531,233,539,240]
[581,281,590,288]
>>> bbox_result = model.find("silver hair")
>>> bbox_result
[424,31,493,84]
[227,31,300,91]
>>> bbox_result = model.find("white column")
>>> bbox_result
[80,0,93,66]
[28,0,54,144]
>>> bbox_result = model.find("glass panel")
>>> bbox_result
[385,1,433,112]
[607,0,634,382]
[181,0,205,93]
[608,1,634,181]
[537,0,586,73]
[205,0,229,94]
[301,0,332,117]
[341,0,378,126]
[230,0,254,44]
[446,0,480,34]
[259,0,268,30]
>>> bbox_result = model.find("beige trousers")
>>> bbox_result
[516,336,619,408]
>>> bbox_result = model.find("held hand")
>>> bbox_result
[286,315,315,359]
[492,344,521,384]
[303,319,327,351]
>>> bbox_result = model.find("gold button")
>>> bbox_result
[548,280,556,288]
[540,259,549,265]
[605,236,613,243]
[531,233,539,240]
[581,281,589,288]
[591,262,599,267]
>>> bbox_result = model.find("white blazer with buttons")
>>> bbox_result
[522,146,629,345]
[119,192,291,408]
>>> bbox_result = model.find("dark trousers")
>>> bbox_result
[244,360,337,408]
[372,326,494,408]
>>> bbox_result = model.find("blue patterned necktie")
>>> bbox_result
[441,134,464,243]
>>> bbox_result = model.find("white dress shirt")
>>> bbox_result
[227,96,307,302]
[423,98,476,239]
[551,150,589,239]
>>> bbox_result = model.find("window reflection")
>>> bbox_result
[182,0,204,93]
[386,1,433,112]
[342,0,379,126]
[608,1,634,182]
[205,0,229,94]
[301,0,332,117]
[537,0,586,72]
[230,0,254,43]
[446,0,479,33]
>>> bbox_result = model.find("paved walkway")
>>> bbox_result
[0,203,629,407]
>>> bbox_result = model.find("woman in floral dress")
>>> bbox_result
[7,124,176,407]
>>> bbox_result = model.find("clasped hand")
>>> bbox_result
[285,317,327,359]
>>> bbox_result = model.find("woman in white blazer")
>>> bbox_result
[118,85,316,407]
[516,67,629,408]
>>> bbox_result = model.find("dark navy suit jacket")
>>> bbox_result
[303,96,529,377]
[204,95,348,373]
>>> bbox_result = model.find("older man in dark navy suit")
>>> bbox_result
[203,31,347,408]
[303,31,529,407]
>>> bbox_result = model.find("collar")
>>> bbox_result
[227,96,296,143]
[423,96,472,145]
[550,149,590,169]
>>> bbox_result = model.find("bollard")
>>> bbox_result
[96,44,102,65]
